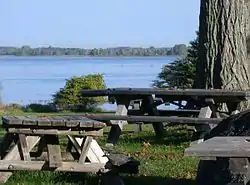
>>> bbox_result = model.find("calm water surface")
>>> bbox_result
[0,56,177,110]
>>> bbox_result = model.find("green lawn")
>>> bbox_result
[0,111,199,185]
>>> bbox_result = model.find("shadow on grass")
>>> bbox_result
[117,128,194,146]
[55,173,195,185]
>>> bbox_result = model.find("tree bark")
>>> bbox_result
[195,1,250,185]
[196,0,250,92]
[246,0,250,71]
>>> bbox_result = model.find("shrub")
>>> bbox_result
[52,74,106,112]
[24,103,56,113]
[153,31,198,89]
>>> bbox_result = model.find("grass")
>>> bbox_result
[0,110,199,185]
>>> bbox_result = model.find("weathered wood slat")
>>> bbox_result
[50,116,66,127]
[85,114,222,125]
[144,95,165,138]
[37,117,52,126]
[7,128,103,137]
[185,136,250,158]
[107,100,130,145]
[18,134,31,161]
[30,151,77,161]
[2,116,106,129]
[2,116,22,125]
[45,135,62,168]
[62,116,80,127]
[79,136,93,164]
[67,135,82,154]
[191,106,213,145]
[0,136,40,183]
[23,116,38,126]
[0,160,105,173]
[81,88,250,101]
[0,134,17,159]
[128,109,201,116]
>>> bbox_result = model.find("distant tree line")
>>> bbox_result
[0,44,188,56]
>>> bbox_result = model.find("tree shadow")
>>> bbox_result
[117,127,194,146]
[55,173,195,185]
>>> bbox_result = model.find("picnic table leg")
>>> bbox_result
[142,95,165,138]
[191,106,214,145]
[106,98,130,146]
[0,135,40,183]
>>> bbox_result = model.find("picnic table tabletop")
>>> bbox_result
[2,115,106,129]
[81,88,250,102]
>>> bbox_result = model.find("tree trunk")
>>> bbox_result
[195,1,250,185]
[246,0,250,71]
[196,0,250,92]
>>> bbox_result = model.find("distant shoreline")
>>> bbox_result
[0,45,188,57]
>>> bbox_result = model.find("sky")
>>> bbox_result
[0,0,200,48]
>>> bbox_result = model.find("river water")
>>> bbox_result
[0,56,178,110]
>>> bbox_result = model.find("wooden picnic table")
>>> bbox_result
[0,115,140,185]
[184,136,250,185]
[81,88,250,145]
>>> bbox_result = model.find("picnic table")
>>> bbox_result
[184,136,250,185]
[81,88,250,145]
[0,115,140,184]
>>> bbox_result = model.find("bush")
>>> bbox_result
[24,103,56,113]
[4,103,24,114]
[52,74,106,112]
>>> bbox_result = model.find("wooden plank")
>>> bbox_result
[85,114,222,125]
[34,137,46,158]
[191,106,213,145]
[0,133,17,159]
[30,151,78,161]
[0,136,40,183]
[185,136,250,158]
[80,117,106,128]
[73,137,108,164]
[79,137,93,164]
[205,98,220,118]
[144,95,165,138]
[0,161,105,173]
[22,116,37,126]
[107,100,129,145]
[111,105,128,126]
[80,88,250,101]
[63,116,80,127]
[45,135,62,168]
[2,116,22,126]
[197,106,216,130]
[50,116,66,127]
[37,117,52,126]
[5,116,106,129]
[7,128,103,137]
[128,109,201,116]
[67,135,82,154]
[69,136,99,163]
[18,134,31,161]
[59,115,106,128]
[87,139,109,164]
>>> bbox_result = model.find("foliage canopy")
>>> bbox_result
[153,32,198,89]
